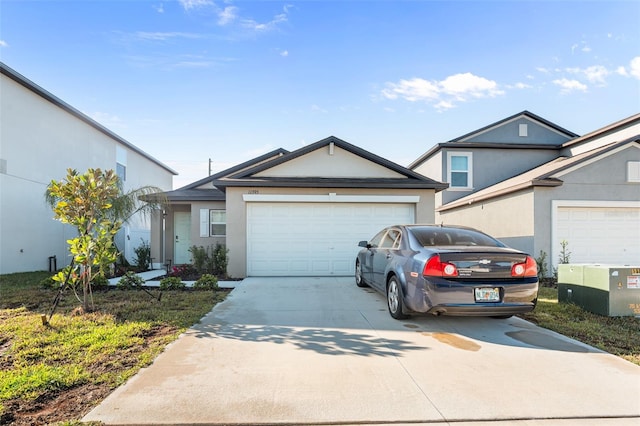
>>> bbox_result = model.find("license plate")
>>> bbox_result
[475,287,500,302]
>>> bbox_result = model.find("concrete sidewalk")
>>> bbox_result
[84,277,640,425]
[107,269,240,288]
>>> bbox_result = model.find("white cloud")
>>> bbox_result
[153,3,164,13]
[381,72,503,110]
[280,50,289,57]
[179,0,213,11]
[0,40,7,47]
[616,66,628,77]
[553,78,587,93]
[241,5,290,32]
[218,6,238,26]
[567,65,609,85]
[629,56,640,79]
[134,31,203,41]
[582,65,609,85]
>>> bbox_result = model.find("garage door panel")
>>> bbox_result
[247,202,415,276]
[556,206,640,265]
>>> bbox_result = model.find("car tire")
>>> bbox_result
[387,275,408,320]
[355,260,368,287]
[490,315,513,319]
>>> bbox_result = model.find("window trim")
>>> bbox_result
[199,209,227,237]
[446,151,473,191]
[628,161,640,183]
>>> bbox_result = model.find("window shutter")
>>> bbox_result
[199,209,209,237]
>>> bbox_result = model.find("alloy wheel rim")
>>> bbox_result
[388,281,398,313]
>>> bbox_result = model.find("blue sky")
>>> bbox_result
[1,0,639,189]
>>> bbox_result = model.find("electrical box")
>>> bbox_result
[558,264,640,317]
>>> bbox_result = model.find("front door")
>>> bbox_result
[174,212,192,264]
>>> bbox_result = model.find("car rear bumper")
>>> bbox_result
[403,276,539,316]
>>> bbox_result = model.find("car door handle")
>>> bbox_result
[386,253,392,259]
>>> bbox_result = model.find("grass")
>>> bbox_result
[0,271,228,425]
[1,273,639,424]
[519,287,640,365]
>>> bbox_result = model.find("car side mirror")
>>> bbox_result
[358,240,370,248]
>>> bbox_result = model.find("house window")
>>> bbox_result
[116,146,127,182]
[209,210,226,236]
[628,161,640,183]
[447,152,472,190]
[519,123,528,137]
[116,162,126,182]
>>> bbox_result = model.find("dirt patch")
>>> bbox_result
[1,325,177,426]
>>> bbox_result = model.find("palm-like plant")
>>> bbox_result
[45,168,167,311]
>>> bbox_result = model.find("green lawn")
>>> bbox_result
[0,271,228,425]
[519,286,640,365]
[1,273,638,425]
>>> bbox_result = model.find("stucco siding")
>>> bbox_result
[461,116,572,145]
[438,190,535,254]
[439,148,558,205]
[533,145,640,270]
[254,145,405,178]
[225,187,436,278]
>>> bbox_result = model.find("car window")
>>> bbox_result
[368,229,386,248]
[379,229,401,249]
[411,227,505,247]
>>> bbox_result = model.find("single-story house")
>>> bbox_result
[410,112,640,273]
[155,136,447,278]
[0,62,176,274]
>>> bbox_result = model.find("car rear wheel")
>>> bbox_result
[387,275,408,320]
[355,260,368,287]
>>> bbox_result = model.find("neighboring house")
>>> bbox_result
[155,136,447,278]
[410,111,640,273]
[0,62,176,274]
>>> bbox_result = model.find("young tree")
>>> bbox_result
[46,168,166,312]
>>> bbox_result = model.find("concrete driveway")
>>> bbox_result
[84,277,640,425]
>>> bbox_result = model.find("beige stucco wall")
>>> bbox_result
[437,190,535,253]
[255,145,405,178]
[225,186,437,278]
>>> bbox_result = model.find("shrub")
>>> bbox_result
[159,276,185,291]
[169,264,197,279]
[213,243,229,277]
[536,250,549,279]
[189,245,208,274]
[134,239,151,271]
[193,274,219,291]
[91,274,109,290]
[40,275,57,289]
[117,271,145,290]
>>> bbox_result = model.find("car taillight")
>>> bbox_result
[511,256,538,277]
[423,255,458,277]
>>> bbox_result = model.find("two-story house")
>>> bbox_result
[0,62,177,274]
[410,111,640,273]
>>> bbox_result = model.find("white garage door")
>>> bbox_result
[247,203,415,276]
[555,206,640,265]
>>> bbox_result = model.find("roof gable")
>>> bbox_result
[217,136,447,190]
[450,110,578,144]
[410,111,578,169]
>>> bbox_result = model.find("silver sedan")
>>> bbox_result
[355,225,539,319]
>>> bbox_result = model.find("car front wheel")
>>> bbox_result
[387,275,408,319]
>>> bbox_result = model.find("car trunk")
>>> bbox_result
[439,250,528,280]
